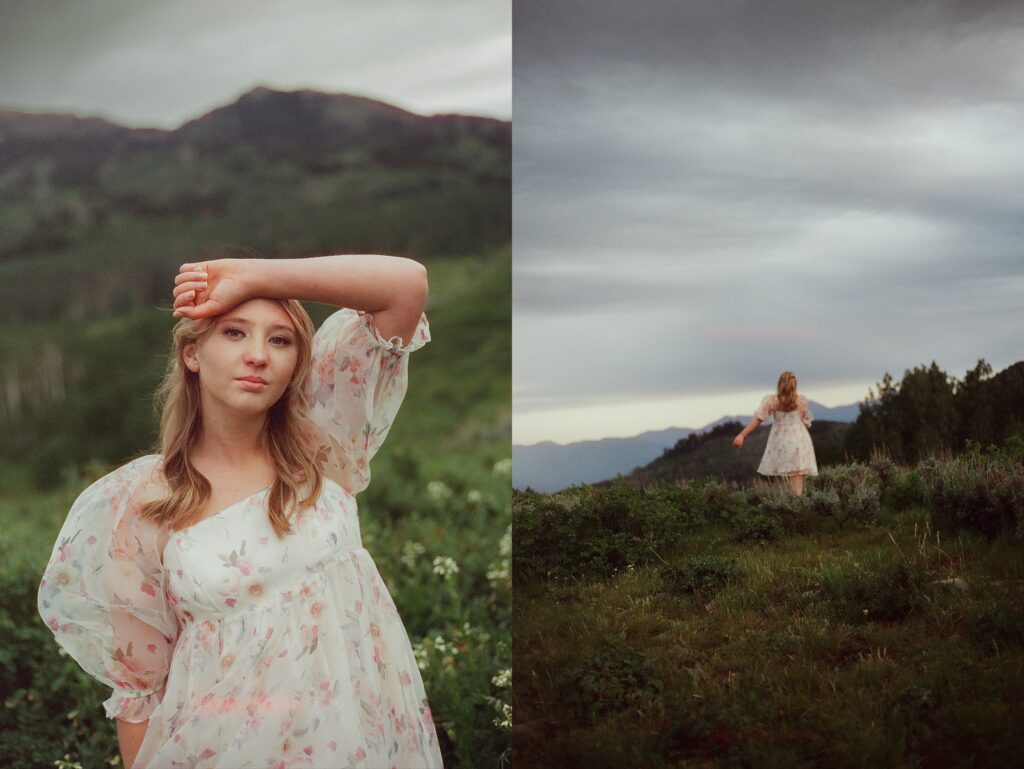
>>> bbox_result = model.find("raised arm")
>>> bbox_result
[732,417,762,448]
[172,255,428,346]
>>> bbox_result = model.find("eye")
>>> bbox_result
[225,328,244,339]
[271,336,293,347]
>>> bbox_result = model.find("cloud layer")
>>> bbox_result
[0,0,510,127]
[513,0,1024,441]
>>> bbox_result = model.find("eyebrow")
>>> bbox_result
[217,317,296,334]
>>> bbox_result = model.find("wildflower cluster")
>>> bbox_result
[432,556,460,580]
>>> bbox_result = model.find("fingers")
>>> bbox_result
[174,270,208,285]
[177,263,208,277]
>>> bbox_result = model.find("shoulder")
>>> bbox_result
[760,393,776,405]
[71,454,162,506]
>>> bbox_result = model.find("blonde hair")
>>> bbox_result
[776,371,799,412]
[138,299,324,539]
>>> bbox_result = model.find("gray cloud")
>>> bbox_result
[0,0,510,127]
[513,0,1024,435]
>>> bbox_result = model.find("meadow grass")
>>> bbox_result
[515,509,1024,768]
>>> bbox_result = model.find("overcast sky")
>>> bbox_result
[0,0,509,128]
[513,0,1024,445]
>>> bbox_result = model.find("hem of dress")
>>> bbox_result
[757,469,819,477]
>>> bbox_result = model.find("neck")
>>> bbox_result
[193,406,271,466]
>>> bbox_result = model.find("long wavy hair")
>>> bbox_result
[776,371,799,412]
[138,298,324,539]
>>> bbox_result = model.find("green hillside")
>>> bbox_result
[624,420,851,487]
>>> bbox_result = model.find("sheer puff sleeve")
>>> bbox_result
[798,395,814,428]
[303,308,430,495]
[755,394,776,422]
[37,454,177,723]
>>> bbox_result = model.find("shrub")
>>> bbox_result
[695,479,753,525]
[514,479,706,582]
[553,650,663,720]
[660,555,741,596]
[885,468,927,511]
[919,451,1024,540]
[732,510,784,543]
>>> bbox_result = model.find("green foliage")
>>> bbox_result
[514,479,712,583]
[553,651,663,720]
[919,446,1024,541]
[732,510,785,543]
[0,514,122,766]
[814,552,930,624]
[846,359,1024,463]
[752,464,883,534]
[516,458,1024,768]
[659,555,741,596]
[970,601,1024,648]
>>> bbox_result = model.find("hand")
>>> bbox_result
[733,435,744,448]
[172,259,251,320]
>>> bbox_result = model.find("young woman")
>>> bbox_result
[38,255,443,769]
[732,371,818,494]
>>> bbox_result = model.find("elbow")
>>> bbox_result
[405,259,428,312]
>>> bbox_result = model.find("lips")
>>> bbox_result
[236,376,269,391]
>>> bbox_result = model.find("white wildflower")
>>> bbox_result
[426,481,453,503]
[493,702,512,729]
[400,541,426,569]
[492,668,512,689]
[432,556,459,580]
[492,458,512,478]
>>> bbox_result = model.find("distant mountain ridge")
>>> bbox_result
[513,399,861,492]
[0,86,510,323]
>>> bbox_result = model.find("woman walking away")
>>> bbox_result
[38,254,443,769]
[733,371,818,494]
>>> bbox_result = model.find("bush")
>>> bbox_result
[1,545,121,767]
[514,479,706,582]
[885,467,927,511]
[919,449,1024,540]
[660,555,741,596]
[553,650,663,721]
[732,510,784,543]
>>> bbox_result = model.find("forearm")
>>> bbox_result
[117,717,148,768]
[243,254,426,313]
[739,418,761,437]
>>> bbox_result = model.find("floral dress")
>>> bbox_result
[37,308,443,769]
[754,393,818,477]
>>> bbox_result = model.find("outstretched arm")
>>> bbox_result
[732,417,762,448]
[171,255,428,346]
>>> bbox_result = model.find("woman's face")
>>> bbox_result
[182,299,300,418]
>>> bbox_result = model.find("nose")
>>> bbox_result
[243,339,270,368]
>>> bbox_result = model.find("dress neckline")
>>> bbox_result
[168,485,271,539]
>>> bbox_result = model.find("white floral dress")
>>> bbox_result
[37,308,444,769]
[754,393,818,477]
